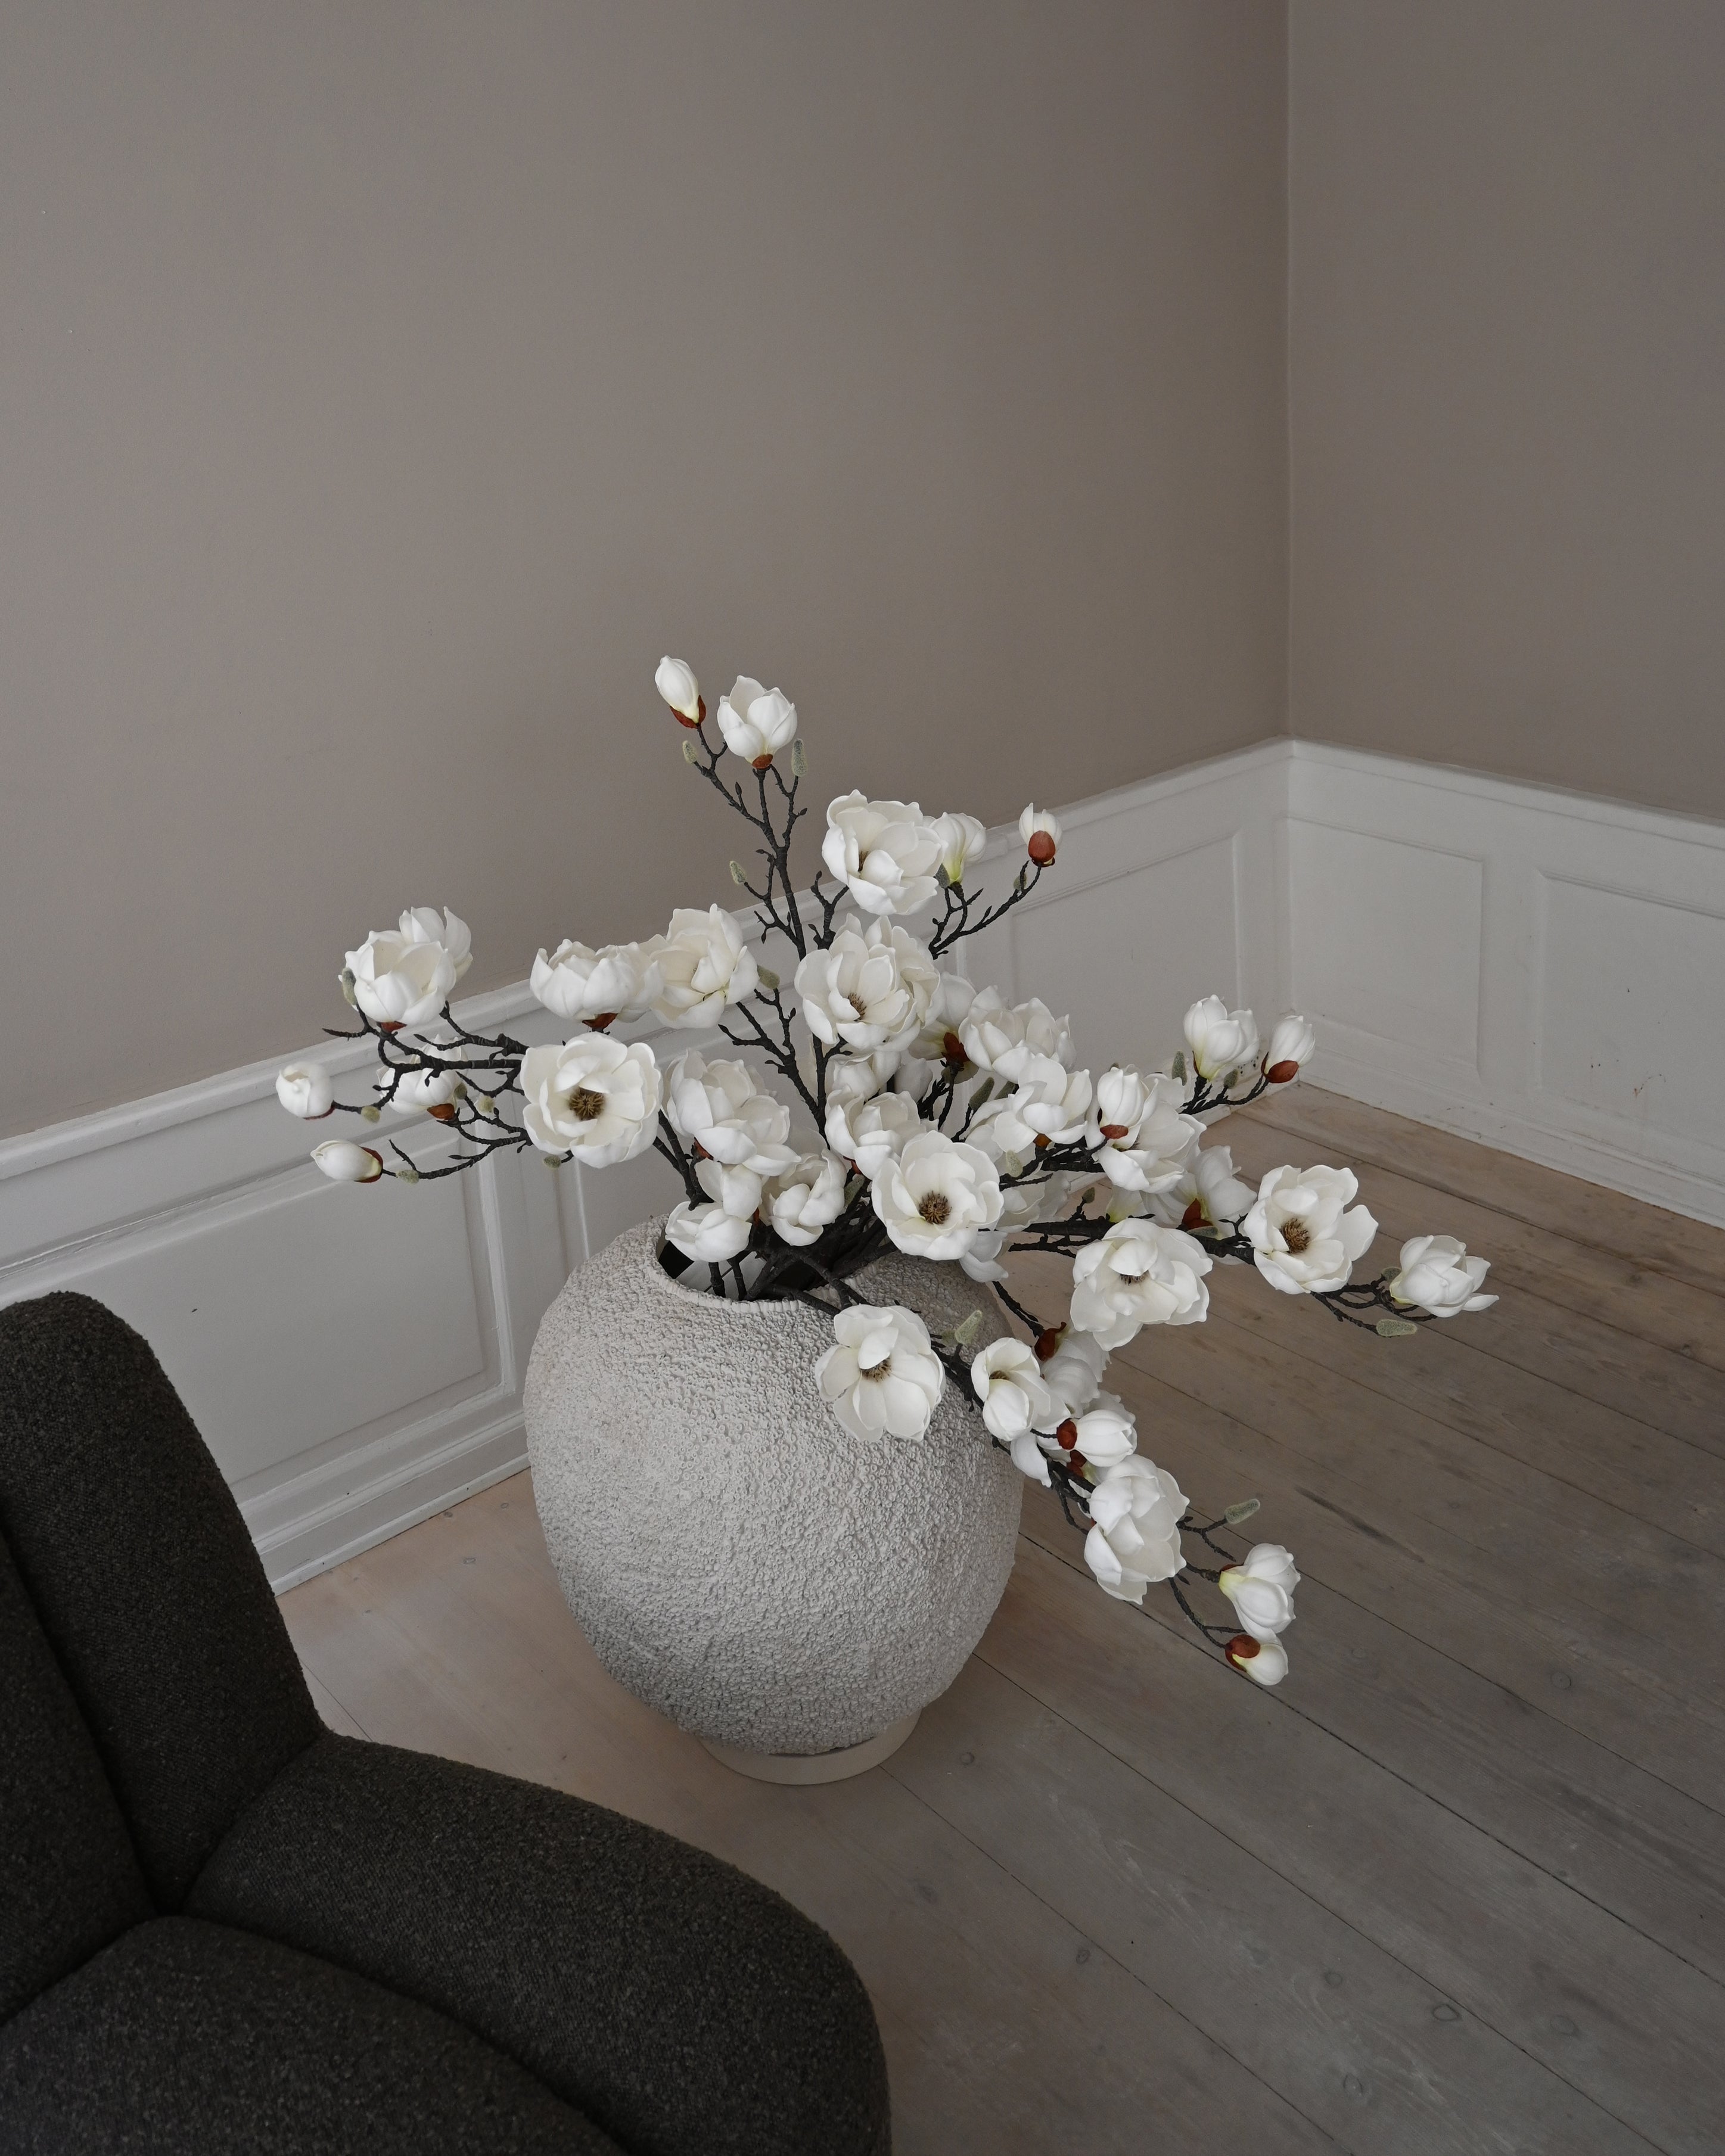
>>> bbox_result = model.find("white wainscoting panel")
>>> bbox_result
[4,734,1720,1586]
[1284,742,1725,1229]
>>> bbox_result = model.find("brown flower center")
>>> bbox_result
[918,1192,952,1226]
[565,1085,607,1122]
[859,1359,892,1382]
[1280,1216,1310,1253]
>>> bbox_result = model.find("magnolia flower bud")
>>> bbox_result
[655,655,702,725]
[716,677,797,765]
[931,811,988,886]
[1389,1234,1497,1317]
[1018,804,1061,864]
[1182,995,1260,1083]
[276,1062,334,1119]
[312,1140,384,1184]
[1225,1634,1288,1685]
[1263,1013,1316,1084]
[1219,1544,1300,1642]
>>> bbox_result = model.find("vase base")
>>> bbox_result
[700,1710,921,1784]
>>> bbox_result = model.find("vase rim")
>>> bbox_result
[634,1214,826,1325]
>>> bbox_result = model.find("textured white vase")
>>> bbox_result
[523,1218,1022,1757]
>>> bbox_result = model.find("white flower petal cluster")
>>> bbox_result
[1084,1458,1187,1603]
[959,989,1073,1081]
[520,1036,661,1163]
[816,1304,945,1442]
[276,1062,334,1119]
[1390,1234,1497,1317]
[1242,1164,1378,1294]
[1018,804,1062,863]
[1070,1219,1212,1346]
[822,793,946,917]
[655,655,701,723]
[312,1138,384,1184]
[1183,995,1260,1082]
[716,676,797,763]
[1040,1329,1108,1421]
[974,1059,1093,1156]
[1148,1143,1256,1234]
[645,906,760,1027]
[824,1050,899,1110]
[872,1132,1003,1261]
[1220,1544,1299,1641]
[795,917,938,1052]
[1086,1067,1202,1193]
[1067,1398,1138,1469]
[384,1065,459,1112]
[931,812,987,886]
[665,1156,764,1263]
[666,1052,797,1175]
[825,1088,927,1179]
[762,1152,849,1247]
[347,908,473,1028]
[1264,1013,1316,1081]
[956,1164,1077,1283]
[970,1338,1058,1480]
[531,939,655,1025]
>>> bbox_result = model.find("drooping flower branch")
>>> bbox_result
[279,654,1502,1682]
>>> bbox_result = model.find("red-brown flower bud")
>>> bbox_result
[427,1103,459,1124]
[1180,1198,1206,1231]
[1027,830,1057,866]
[1054,1418,1078,1450]
[1224,1634,1261,1668]
[1098,1122,1129,1141]
[1266,1059,1300,1084]
[1034,1327,1065,1361]
[751,752,774,771]
[942,1031,965,1066]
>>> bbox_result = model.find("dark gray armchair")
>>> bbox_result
[0,1292,890,2154]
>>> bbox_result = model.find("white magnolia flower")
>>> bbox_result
[716,676,797,763]
[821,793,946,917]
[930,811,988,886]
[1067,1396,1138,1469]
[955,1165,1079,1282]
[347,908,473,1028]
[795,917,938,1052]
[655,655,701,723]
[1086,1068,1202,1193]
[1390,1234,1497,1317]
[312,1138,384,1184]
[959,989,1074,1081]
[1084,1457,1187,1603]
[383,1065,459,1112]
[825,1088,927,1180]
[971,1339,1058,1480]
[1040,1329,1108,1421]
[823,1049,897,1109]
[520,1035,661,1163]
[276,1062,334,1119]
[1219,1544,1299,1642]
[1148,1143,1256,1233]
[1070,1219,1212,1346]
[1226,1634,1289,1685]
[872,1131,1003,1261]
[530,939,654,1024]
[762,1152,848,1247]
[974,1058,1093,1155]
[664,1196,755,1264]
[1018,804,1062,863]
[695,1156,763,1217]
[645,906,760,1027]
[666,1052,797,1175]
[1182,995,1260,1082]
[1263,1013,1316,1082]
[1242,1164,1378,1295]
[816,1304,945,1442]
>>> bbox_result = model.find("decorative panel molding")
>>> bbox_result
[4,733,1720,1587]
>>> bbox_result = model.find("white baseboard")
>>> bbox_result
[2,738,1720,1586]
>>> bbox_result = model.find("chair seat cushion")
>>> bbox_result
[0,1915,622,2155]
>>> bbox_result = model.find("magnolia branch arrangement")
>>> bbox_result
[278,657,1500,1685]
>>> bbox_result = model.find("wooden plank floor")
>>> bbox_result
[281,1090,1725,2155]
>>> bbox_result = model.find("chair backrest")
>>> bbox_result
[0,1293,321,1934]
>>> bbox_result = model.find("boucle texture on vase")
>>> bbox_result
[524,1219,1022,1755]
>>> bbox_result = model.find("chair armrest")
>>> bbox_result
[187,1732,888,2156]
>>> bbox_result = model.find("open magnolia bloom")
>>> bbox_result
[281,648,1505,1679]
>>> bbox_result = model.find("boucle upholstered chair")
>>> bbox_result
[0,1292,890,2155]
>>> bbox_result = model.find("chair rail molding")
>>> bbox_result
[3,735,1719,1586]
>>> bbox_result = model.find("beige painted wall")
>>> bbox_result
[0,2,1288,1137]
[1289,1,1725,819]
